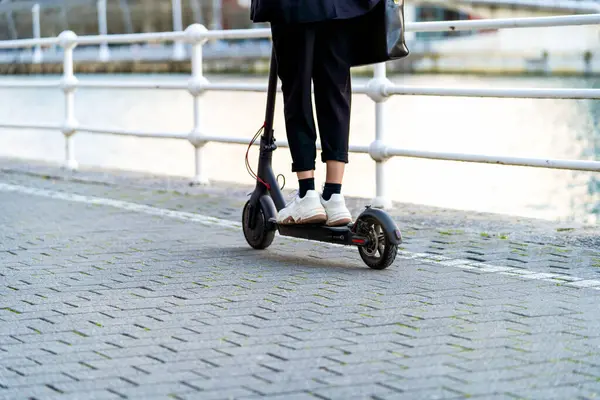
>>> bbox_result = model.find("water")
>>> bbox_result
[0,73,598,224]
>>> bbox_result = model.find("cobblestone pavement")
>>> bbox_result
[1,159,600,399]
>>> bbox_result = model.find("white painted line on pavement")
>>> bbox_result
[2,182,598,291]
[0,182,241,229]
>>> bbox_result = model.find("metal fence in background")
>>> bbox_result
[0,0,252,41]
[1,14,600,208]
[4,0,600,41]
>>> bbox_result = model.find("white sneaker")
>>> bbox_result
[277,190,327,225]
[321,193,352,226]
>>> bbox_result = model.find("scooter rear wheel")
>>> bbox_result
[242,200,275,250]
[356,215,398,270]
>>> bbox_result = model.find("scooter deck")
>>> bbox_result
[269,218,366,246]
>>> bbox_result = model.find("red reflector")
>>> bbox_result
[352,238,365,244]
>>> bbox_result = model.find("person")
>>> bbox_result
[250,0,380,227]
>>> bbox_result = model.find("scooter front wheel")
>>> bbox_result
[356,214,398,270]
[242,200,275,250]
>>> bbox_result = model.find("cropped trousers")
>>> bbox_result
[271,19,353,173]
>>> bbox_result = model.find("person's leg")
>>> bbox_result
[323,163,344,201]
[271,22,327,224]
[271,23,317,197]
[312,20,353,226]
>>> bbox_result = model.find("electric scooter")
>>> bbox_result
[242,48,402,270]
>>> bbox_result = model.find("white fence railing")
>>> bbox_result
[1,14,600,208]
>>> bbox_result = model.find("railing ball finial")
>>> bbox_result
[60,76,79,93]
[58,30,78,49]
[368,140,390,163]
[61,120,78,138]
[188,76,209,97]
[185,24,209,44]
[366,75,392,103]
[188,129,206,148]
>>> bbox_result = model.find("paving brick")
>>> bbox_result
[238,392,319,400]
[380,376,468,392]
[112,381,198,398]
[580,380,600,394]
[447,356,528,372]
[508,370,596,387]
[184,375,265,390]
[0,355,41,369]
[193,333,298,348]
[0,384,62,398]
[106,371,193,388]
[182,387,257,400]
[12,361,94,376]
[51,376,138,393]
[40,389,123,400]
[285,328,360,341]
[214,343,288,357]
[196,364,277,378]
[334,341,409,355]
[326,349,401,364]
[82,355,165,370]
[450,368,538,384]
[392,364,465,379]
[265,346,347,361]
[447,375,558,398]
[373,387,470,399]
[312,383,399,400]
[65,365,151,381]
[323,361,405,378]
[0,336,24,346]
[318,372,396,387]
[0,372,77,389]
[467,395,521,400]
[28,351,109,365]
[512,385,598,399]
[283,338,355,350]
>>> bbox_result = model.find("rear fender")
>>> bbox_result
[354,207,402,245]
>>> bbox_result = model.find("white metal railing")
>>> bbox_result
[1,14,600,208]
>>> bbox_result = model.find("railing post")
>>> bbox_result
[211,0,223,48]
[31,4,42,64]
[97,0,110,61]
[211,0,222,30]
[367,63,392,209]
[185,24,209,185]
[191,0,203,25]
[6,10,18,40]
[403,2,416,42]
[118,0,133,34]
[172,0,186,60]
[59,31,79,171]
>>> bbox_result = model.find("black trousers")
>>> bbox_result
[271,19,353,173]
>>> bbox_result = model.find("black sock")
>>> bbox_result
[298,178,315,198]
[322,183,342,201]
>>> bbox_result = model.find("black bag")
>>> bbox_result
[350,0,410,67]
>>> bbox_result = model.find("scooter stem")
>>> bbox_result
[251,46,286,212]
[263,47,278,144]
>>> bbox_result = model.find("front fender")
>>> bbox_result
[259,195,278,230]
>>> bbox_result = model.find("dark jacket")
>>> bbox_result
[250,0,380,24]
